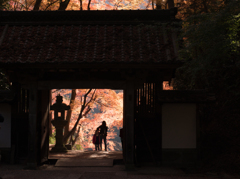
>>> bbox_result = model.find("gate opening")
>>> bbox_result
[49,89,123,154]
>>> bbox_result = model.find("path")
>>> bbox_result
[0,150,238,179]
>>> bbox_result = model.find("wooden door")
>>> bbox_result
[134,83,162,164]
[13,86,29,163]
[37,90,50,164]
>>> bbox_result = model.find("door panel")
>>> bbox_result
[134,83,161,164]
[37,90,50,164]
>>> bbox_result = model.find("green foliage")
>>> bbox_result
[174,0,240,172]
[49,134,56,144]
[175,0,240,92]
[0,0,10,10]
[73,144,83,150]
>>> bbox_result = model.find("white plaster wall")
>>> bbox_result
[0,103,11,148]
[162,103,196,149]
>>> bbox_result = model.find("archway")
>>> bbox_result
[48,89,124,165]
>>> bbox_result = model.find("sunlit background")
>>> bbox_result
[3,0,182,11]
[51,89,123,151]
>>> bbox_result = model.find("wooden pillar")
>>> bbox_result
[156,80,163,164]
[27,83,38,168]
[124,79,135,170]
[39,90,50,164]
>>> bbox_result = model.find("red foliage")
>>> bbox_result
[51,89,123,151]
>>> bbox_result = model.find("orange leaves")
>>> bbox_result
[176,0,226,19]
[66,0,152,10]
[52,89,123,150]
[163,81,173,90]
[5,0,154,11]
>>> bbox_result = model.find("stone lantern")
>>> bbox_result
[50,94,70,152]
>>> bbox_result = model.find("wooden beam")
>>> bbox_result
[1,63,183,70]
[124,79,135,170]
[38,80,126,89]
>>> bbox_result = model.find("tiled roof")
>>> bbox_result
[0,10,180,65]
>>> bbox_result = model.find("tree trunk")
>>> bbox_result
[70,126,81,146]
[87,0,91,10]
[63,89,93,144]
[167,0,174,9]
[79,0,83,10]
[58,0,70,10]
[33,0,42,10]
[63,89,76,142]
[202,0,209,13]
[156,0,162,9]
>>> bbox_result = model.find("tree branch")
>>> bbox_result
[79,0,82,10]
[63,89,92,144]
[152,0,154,9]
[64,89,76,138]
[44,0,59,11]
[85,89,96,107]
[94,99,116,109]
[87,0,91,10]
[58,0,70,10]
[33,0,42,10]
[70,125,81,146]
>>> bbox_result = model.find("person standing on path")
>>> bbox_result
[97,121,108,151]
[92,129,100,151]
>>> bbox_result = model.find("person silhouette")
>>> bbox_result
[92,128,100,151]
[97,121,108,151]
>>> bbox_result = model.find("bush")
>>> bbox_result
[73,144,83,150]
[49,135,56,144]
[174,1,240,173]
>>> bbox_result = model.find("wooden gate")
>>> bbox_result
[14,86,29,163]
[134,83,161,164]
[37,90,50,164]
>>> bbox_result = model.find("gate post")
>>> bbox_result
[27,82,38,168]
[124,79,135,170]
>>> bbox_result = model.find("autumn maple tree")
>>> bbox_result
[52,89,123,150]
[1,0,177,11]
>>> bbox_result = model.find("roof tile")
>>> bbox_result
[0,24,180,64]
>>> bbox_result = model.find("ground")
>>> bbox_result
[0,150,239,179]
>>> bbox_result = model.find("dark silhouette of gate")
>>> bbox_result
[135,83,162,164]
